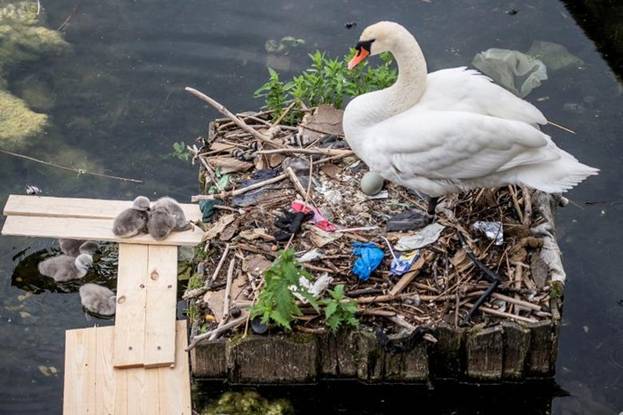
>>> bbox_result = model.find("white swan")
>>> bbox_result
[343,21,598,201]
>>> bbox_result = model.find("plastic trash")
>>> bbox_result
[232,169,280,207]
[395,223,445,251]
[298,248,323,263]
[352,242,384,281]
[198,199,222,222]
[291,200,336,232]
[472,221,503,245]
[273,210,313,241]
[290,273,333,303]
[390,250,420,276]
[386,208,432,232]
[25,185,41,195]
[527,40,583,71]
[472,48,548,97]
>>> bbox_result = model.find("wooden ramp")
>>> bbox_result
[1,195,202,414]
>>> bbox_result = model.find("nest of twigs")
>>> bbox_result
[182,92,564,346]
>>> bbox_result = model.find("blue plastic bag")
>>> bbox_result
[352,242,384,281]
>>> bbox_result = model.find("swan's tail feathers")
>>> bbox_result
[516,158,599,194]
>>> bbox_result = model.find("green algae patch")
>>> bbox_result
[0,89,46,149]
[202,391,292,415]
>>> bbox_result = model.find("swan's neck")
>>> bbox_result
[344,31,428,137]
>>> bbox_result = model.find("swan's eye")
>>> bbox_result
[355,39,375,53]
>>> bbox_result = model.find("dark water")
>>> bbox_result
[0,0,621,414]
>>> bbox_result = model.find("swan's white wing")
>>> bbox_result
[366,111,559,181]
[417,67,547,126]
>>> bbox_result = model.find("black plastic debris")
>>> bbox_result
[386,208,432,232]
[251,317,268,334]
[345,21,357,29]
[232,169,281,207]
[273,210,313,241]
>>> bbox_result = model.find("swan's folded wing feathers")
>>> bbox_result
[420,67,547,126]
[372,111,553,180]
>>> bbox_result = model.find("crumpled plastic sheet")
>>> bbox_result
[390,250,420,276]
[527,40,584,71]
[291,200,336,232]
[232,169,280,207]
[472,221,503,246]
[386,208,432,232]
[297,248,323,263]
[395,223,445,251]
[198,199,222,222]
[290,273,333,303]
[531,192,566,283]
[352,242,384,281]
[472,48,548,97]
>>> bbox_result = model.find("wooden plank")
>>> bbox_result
[144,245,178,368]
[113,244,149,368]
[63,328,97,415]
[1,215,203,246]
[158,320,192,414]
[65,323,192,415]
[3,194,202,221]
[95,326,116,415]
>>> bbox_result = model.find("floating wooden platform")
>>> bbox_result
[1,195,203,414]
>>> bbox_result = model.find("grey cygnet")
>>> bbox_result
[147,208,177,241]
[112,196,150,237]
[79,283,116,316]
[151,197,192,231]
[59,239,99,256]
[38,254,93,282]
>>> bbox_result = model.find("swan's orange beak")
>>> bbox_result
[348,48,369,70]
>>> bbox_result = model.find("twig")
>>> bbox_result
[57,0,82,31]
[299,124,345,138]
[0,148,143,183]
[314,152,355,164]
[271,101,296,126]
[389,253,430,296]
[186,314,248,351]
[209,258,236,340]
[191,172,287,201]
[304,155,313,202]
[286,167,307,197]
[258,148,352,156]
[547,120,576,135]
[464,302,537,323]
[36,0,41,15]
[522,186,532,226]
[185,87,282,148]
[208,244,230,283]
[508,185,524,223]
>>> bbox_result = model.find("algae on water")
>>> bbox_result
[202,391,293,415]
[0,0,69,149]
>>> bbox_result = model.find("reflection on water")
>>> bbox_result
[0,0,622,414]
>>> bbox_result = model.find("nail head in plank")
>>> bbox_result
[1,215,203,246]
[113,244,149,368]
[3,194,202,222]
[143,245,178,368]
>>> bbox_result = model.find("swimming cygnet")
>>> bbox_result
[112,196,150,237]
[79,283,116,316]
[38,254,93,282]
[151,197,192,231]
[58,239,99,256]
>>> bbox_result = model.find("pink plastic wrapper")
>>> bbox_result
[291,201,336,232]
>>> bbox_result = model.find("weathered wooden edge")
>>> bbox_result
[190,318,560,383]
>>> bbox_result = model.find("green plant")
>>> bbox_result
[254,50,397,124]
[250,250,319,330]
[321,284,359,333]
[208,166,230,194]
[171,141,191,161]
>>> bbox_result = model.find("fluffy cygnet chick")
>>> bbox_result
[151,197,192,231]
[38,254,93,282]
[79,283,116,316]
[58,239,99,256]
[147,208,177,240]
[112,196,150,237]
